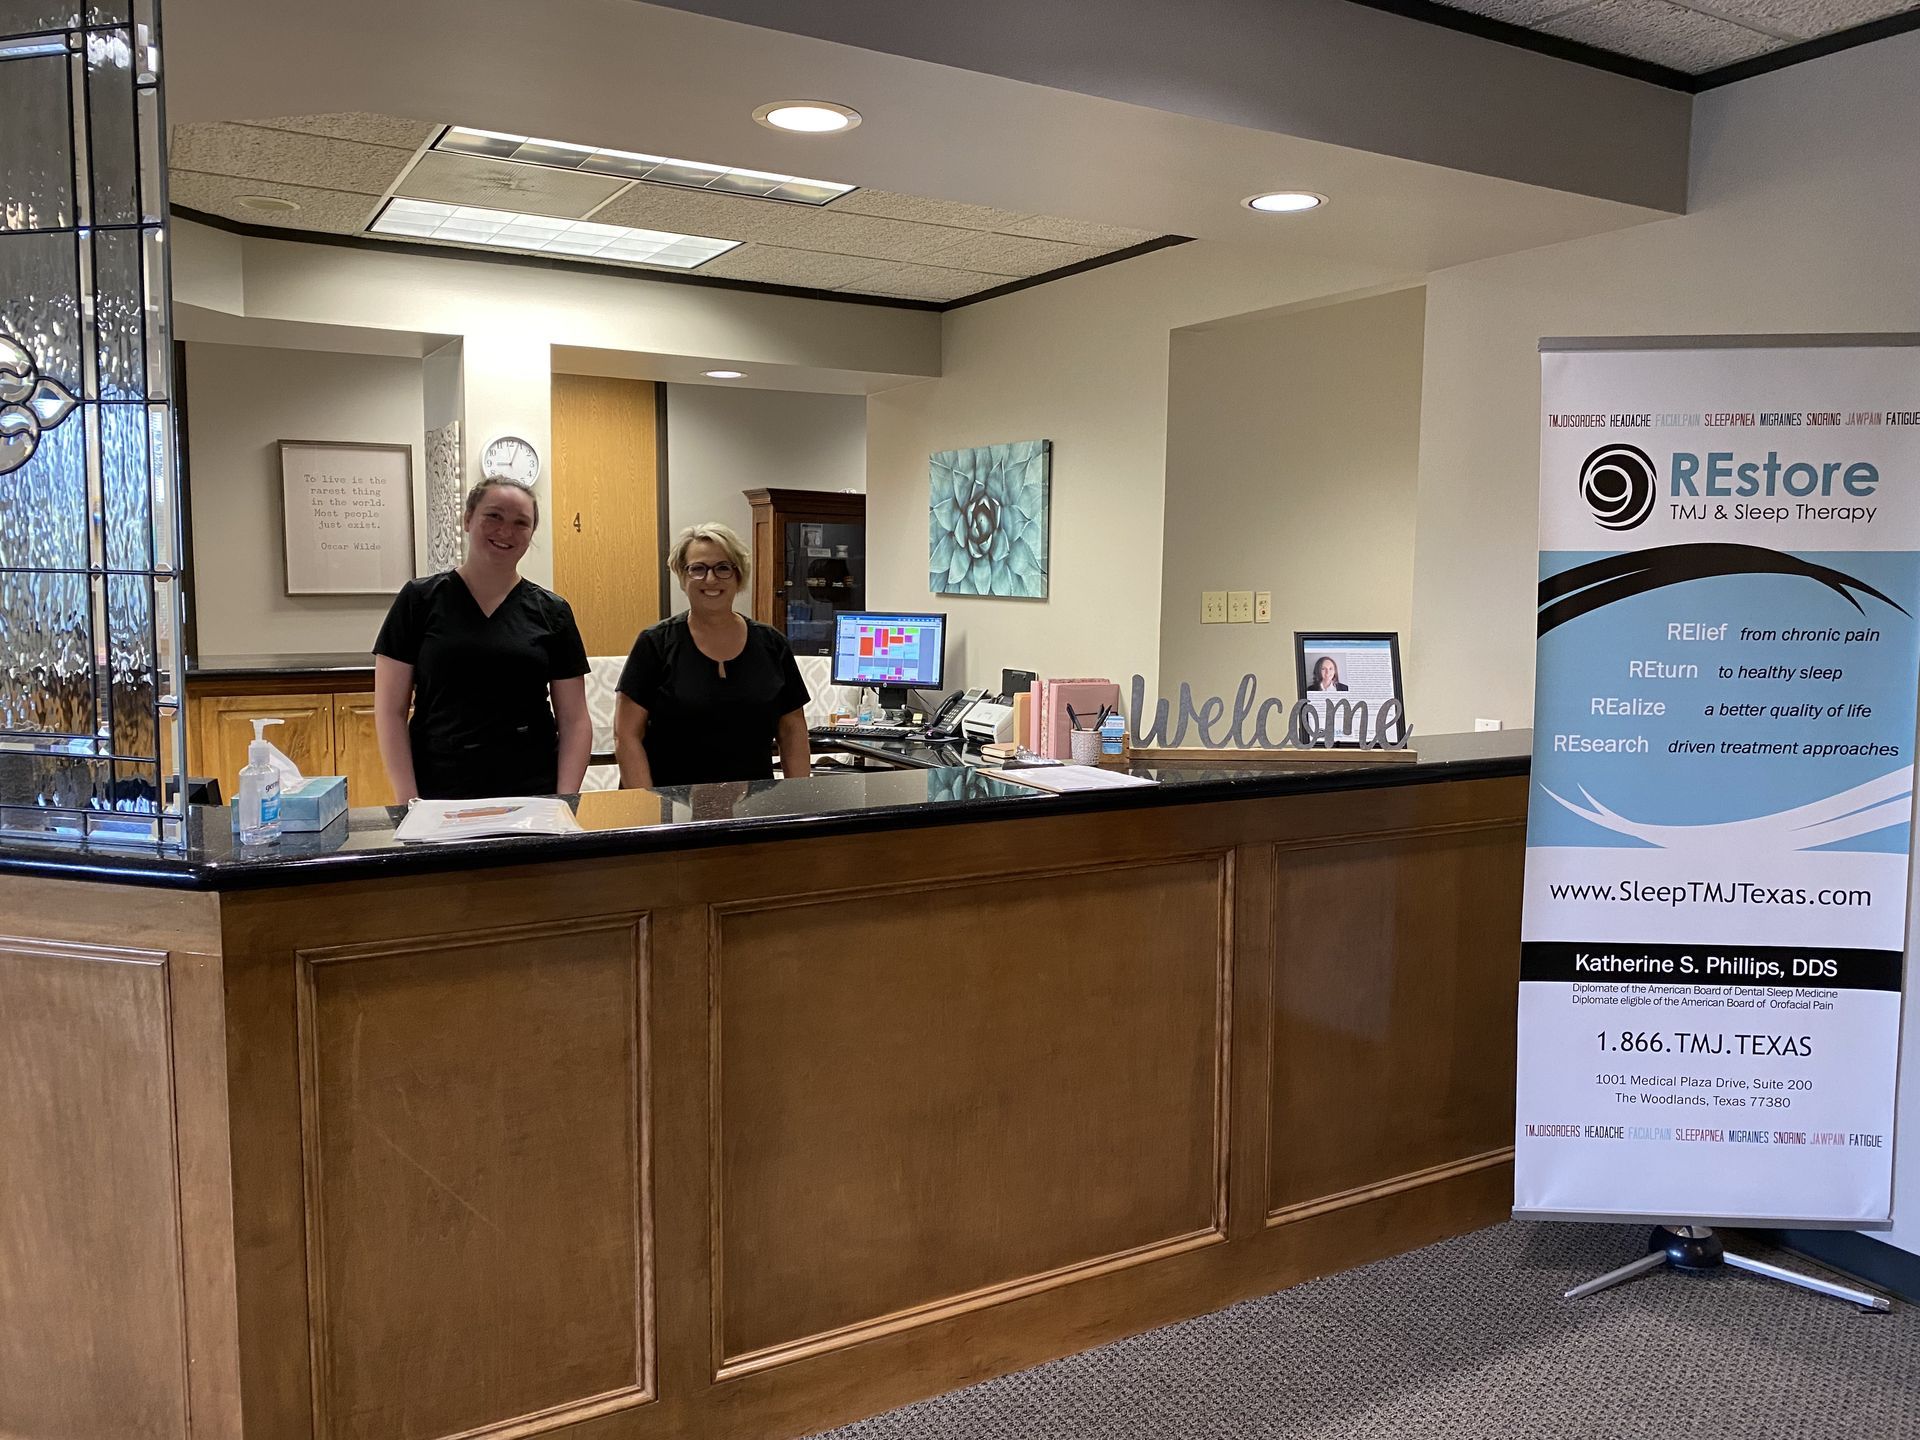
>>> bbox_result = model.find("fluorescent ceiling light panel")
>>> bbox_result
[436,127,855,206]
[369,198,740,269]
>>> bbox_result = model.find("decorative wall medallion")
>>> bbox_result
[0,334,78,477]
[929,439,1051,598]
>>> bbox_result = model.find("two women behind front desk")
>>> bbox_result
[372,491,808,800]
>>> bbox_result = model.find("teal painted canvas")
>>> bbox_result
[929,440,1051,598]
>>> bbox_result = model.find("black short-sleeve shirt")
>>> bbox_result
[373,571,590,799]
[618,614,809,785]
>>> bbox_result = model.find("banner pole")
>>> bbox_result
[1564,1224,1891,1309]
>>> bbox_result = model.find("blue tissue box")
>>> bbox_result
[231,775,347,832]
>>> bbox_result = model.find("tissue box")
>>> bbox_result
[232,775,348,833]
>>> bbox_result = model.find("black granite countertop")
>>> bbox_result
[0,731,1531,891]
[187,652,376,679]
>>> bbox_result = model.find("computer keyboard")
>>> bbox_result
[809,723,958,743]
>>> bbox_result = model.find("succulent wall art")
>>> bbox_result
[928,440,1051,598]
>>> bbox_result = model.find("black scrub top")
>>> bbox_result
[618,614,809,785]
[373,571,590,799]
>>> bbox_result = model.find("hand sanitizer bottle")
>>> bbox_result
[235,717,285,845]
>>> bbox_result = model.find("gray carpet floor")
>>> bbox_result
[812,1222,1918,1439]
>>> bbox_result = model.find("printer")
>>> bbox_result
[960,695,1018,747]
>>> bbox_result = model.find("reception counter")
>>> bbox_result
[0,734,1529,1440]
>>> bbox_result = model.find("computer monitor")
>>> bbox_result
[831,611,946,714]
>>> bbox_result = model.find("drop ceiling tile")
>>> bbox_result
[394,150,627,220]
[1430,0,1592,23]
[921,229,1099,277]
[697,244,886,290]
[997,213,1159,248]
[243,112,440,150]
[593,183,959,262]
[844,262,1010,303]
[1681,0,1914,36]
[1539,0,1783,68]
[168,170,380,232]
[168,123,410,195]
[831,188,1027,232]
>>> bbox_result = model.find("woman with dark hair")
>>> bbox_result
[372,478,591,800]
[1307,655,1349,693]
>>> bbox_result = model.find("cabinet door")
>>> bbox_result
[333,692,396,808]
[193,693,336,803]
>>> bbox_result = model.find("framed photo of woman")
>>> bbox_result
[1293,632,1405,743]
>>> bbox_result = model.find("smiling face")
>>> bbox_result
[464,481,536,567]
[678,537,742,615]
[1315,657,1339,688]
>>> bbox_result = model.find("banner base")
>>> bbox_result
[1564,1225,1892,1312]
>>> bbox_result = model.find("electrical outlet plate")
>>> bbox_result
[1201,590,1228,624]
[1254,591,1271,623]
[1475,717,1503,732]
[1227,590,1254,623]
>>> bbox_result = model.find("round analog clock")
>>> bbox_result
[481,434,541,485]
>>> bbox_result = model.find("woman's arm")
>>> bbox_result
[614,693,654,789]
[775,707,811,780]
[372,655,419,802]
[551,674,591,794]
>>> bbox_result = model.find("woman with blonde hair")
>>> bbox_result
[614,522,811,787]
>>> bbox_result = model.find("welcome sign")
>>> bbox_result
[1516,336,1920,1228]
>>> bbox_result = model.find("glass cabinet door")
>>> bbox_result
[782,519,865,654]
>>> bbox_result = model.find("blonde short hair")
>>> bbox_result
[668,521,750,585]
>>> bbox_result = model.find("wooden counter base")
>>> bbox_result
[0,774,1525,1440]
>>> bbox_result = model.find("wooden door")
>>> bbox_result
[332,692,396,808]
[190,692,336,802]
[550,373,659,657]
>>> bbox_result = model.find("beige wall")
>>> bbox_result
[867,241,1399,692]
[664,385,867,616]
[184,343,425,658]
[1410,31,1920,738]
[1158,286,1423,705]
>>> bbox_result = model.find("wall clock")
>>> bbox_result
[480,434,540,485]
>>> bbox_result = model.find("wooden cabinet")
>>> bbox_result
[192,692,337,797]
[743,488,866,657]
[186,671,394,811]
[332,692,397,807]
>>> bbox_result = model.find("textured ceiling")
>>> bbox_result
[1427,0,1918,73]
[168,114,1164,305]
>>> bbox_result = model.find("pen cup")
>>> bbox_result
[1069,728,1100,765]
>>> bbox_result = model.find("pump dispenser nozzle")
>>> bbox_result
[248,717,284,766]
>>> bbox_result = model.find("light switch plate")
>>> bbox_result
[1227,590,1254,623]
[1201,590,1228,624]
[1475,717,1503,732]
[1254,591,1271,623]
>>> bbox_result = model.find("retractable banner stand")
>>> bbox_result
[1518,336,1920,1229]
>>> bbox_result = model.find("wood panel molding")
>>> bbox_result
[0,937,190,1440]
[1265,817,1525,1221]
[295,916,655,1440]
[708,856,1233,1378]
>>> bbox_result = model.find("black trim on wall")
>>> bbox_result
[173,340,198,663]
[172,207,1186,314]
[1341,0,1920,93]
[1764,1228,1919,1303]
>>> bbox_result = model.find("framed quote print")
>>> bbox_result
[279,439,416,595]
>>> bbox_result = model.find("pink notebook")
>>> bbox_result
[1043,680,1117,759]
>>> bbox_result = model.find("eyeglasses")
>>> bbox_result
[684,562,738,580]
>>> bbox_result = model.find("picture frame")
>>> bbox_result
[1293,631,1406,743]
[278,439,417,596]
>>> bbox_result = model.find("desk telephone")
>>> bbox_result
[926,686,989,737]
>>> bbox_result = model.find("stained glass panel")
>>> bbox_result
[0,411,85,569]
[0,227,80,391]
[0,52,72,232]
[92,225,142,398]
[0,568,90,735]
[101,399,147,567]
[84,26,137,225]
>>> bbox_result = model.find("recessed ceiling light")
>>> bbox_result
[436,126,854,205]
[236,194,301,214]
[368,198,740,269]
[703,370,745,379]
[753,101,862,134]
[1245,191,1326,214]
